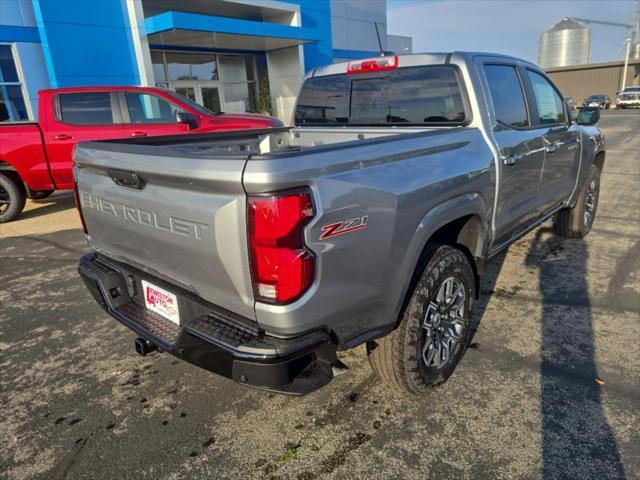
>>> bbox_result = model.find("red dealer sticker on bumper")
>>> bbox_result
[142,280,180,325]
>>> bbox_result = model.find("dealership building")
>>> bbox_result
[0,0,411,122]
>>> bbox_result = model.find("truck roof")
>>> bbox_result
[311,51,539,77]
[38,86,168,95]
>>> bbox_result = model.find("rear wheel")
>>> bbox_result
[0,172,26,223]
[553,163,600,238]
[367,244,475,394]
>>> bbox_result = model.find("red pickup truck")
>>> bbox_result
[0,86,282,222]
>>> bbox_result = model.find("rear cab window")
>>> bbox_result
[483,64,530,128]
[294,65,468,126]
[57,92,115,125]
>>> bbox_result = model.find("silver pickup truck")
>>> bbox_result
[75,52,605,395]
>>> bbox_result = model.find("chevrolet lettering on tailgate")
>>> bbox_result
[79,192,209,240]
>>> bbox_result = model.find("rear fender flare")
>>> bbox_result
[0,160,26,193]
[0,160,18,173]
[391,193,489,319]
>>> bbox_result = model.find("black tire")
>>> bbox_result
[553,163,600,238]
[0,172,26,223]
[367,244,475,394]
[30,189,54,200]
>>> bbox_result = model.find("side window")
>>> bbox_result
[124,92,183,124]
[483,65,529,128]
[59,92,114,125]
[526,70,566,125]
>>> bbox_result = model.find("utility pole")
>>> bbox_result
[621,38,631,91]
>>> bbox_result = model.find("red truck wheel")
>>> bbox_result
[0,173,26,223]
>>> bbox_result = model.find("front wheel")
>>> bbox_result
[0,173,26,223]
[553,163,600,238]
[367,244,475,394]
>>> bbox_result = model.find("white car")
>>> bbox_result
[617,87,640,109]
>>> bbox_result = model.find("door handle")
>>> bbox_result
[53,134,72,141]
[130,131,148,137]
[502,153,522,166]
[107,169,145,190]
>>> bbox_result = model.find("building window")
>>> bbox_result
[150,50,258,113]
[151,51,168,88]
[0,45,29,122]
[166,52,219,81]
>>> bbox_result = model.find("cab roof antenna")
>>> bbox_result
[374,22,385,57]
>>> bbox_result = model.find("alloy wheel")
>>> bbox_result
[421,276,467,369]
[0,186,9,215]
[584,177,598,228]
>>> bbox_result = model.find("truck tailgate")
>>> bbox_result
[73,142,255,320]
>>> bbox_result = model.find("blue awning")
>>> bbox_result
[145,11,321,51]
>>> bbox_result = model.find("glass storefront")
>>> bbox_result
[151,50,258,114]
[0,45,29,122]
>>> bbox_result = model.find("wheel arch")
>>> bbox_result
[392,194,489,326]
[0,160,25,192]
[593,150,605,173]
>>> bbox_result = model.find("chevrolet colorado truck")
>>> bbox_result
[0,86,281,222]
[75,53,605,395]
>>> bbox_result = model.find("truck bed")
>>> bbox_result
[0,122,53,191]
[74,123,488,337]
[85,125,454,158]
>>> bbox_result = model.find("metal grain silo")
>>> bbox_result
[632,41,640,60]
[538,18,591,68]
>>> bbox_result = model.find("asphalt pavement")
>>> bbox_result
[1,110,638,480]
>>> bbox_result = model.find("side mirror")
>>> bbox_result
[576,107,600,126]
[176,111,199,130]
[565,101,574,120]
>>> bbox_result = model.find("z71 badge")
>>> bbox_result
[319,216,368,240]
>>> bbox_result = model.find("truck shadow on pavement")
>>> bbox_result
[18,193,75,221]
[474,226,626,479]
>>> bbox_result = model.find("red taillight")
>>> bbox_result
[248,190,315,304]
[72,182,88,234]
[347,55,398,74]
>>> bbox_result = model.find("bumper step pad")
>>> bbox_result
[78,253,339,395]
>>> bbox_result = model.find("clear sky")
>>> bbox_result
[387,0,638,64]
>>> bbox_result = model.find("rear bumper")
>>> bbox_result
[617,100,640,107]
[78,252,337,395]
